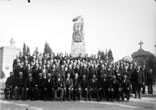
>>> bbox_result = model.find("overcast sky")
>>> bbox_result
[0,0,156,61]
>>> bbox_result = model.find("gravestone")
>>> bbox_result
[71,16,86,57]
[0,38,20,79]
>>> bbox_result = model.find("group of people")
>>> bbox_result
[4,52,155,102]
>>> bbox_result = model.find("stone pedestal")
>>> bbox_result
[71,41,86,57]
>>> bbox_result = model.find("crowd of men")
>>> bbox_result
[4,52,155,102]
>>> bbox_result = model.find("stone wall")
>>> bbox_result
[0,48,4,78]
[0,46,20,79]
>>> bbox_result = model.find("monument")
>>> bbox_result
[71,16,86,57]
[0,38,20,79]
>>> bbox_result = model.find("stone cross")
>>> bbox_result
[10,37,15,44]
[138,41,144,50]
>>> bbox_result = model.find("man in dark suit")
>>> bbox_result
[98,64,107,81]
[80,64,89,80]
[88,74,99,101]
[134,66,145,99]
[80,74,88,101]
[141,65,147,94]
[73,73,81,101]
[4,72,15,100]
[51,64,57,79]
[107,65,114,77]
[106,75,113,101]
[32,63,42,80]
[130,63,137,94]
[44,73,55,100]
[36,72,45,100]
[74,64,82,79]
[99,73,107,100]
[64,73,73,101]
[121,75,131,102]
[67,64,75,79]
[24,73,35,100]
[54,73,65,101]
[13,61,21,78]
[147,69,154,94]
[88,64,97,80]
[59,65,66,80]
[112,75,121,101]
[14,71,25,100]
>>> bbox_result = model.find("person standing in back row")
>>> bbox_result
[141,65,147,94]
[147,68,154,94]
[134,66,145,99]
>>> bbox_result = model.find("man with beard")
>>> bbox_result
[74,64,82,79]
[147,68,154,94]
[106,74,113,101]
[112,75,121,101]
[88,74,99,101]
[141,65,147,94]
[107,64,114,78]
[35,72,45,100]
[88,64,97,80]
[121,75,131,102]
[73,73,81,101]
[13,60,21,78]
[4,72,15,100]
[59,64,66,80]
[51,64,57,79]
[32,63,42,80]
[134,66,145,99]
[131,63,137,94]
[54,73,65,101]
[14,71,25,100]
[98,65,107,80]
[24,73,35,100]
[64,73,73,101]
[80,64,89,80]
[44,73,55,100]
[79,74,88,101]
[67,64,75,79]
[99,74,107,100]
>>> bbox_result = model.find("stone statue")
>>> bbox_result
[72,16,84,42]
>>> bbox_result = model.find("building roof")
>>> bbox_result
[131,49,155,58]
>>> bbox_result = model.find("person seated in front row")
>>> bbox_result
[4,72,15,100]
[54,73,65,101]
[64,73,73,101]
[14,71,25,100]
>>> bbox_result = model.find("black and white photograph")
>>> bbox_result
[0,0,156,110]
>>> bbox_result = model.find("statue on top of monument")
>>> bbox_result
[72,16,84,42]
[9,37,16,47]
